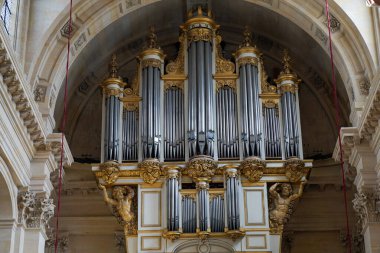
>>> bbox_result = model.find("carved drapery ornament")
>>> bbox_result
[269,182,305,233]
[99,161,120,185]
[240,157,266,182]
[18,191,55,230]
[138,159,162,184]
[186,156,217,181]
[284,158,308,182]
[352,188,380,232]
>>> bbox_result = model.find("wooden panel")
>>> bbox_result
[246,234,267,249]
[141,191,161,227]
[244,189,266,226]
[141,236,161,251]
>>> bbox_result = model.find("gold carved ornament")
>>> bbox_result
[216,79,236,91]
[239,157,266,182]
[98,161,120,186]
[186,156,218,181]
[99,184,137,235]
[121,87,141,112]
[141,58,162,69]
[187,27,213,43]
[215,34,235,74]
[269,181,306,234]
[164,80,184,90]
[138,159,163,184]
[166,34,185,75]
[284,158,308,182]
[274,49,301,94]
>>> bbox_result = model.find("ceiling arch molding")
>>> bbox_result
[26,0,374,131]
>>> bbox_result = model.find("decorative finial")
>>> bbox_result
[281,49,292,74]
[146,26,159,49]
[109,54,118,78]
[240,26,253,48]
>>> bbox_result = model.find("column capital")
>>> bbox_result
[352,187,380,232]
[17,190,55,231]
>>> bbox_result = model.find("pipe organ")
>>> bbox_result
[95,5,311,253]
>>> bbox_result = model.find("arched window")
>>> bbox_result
[0,0,13,34]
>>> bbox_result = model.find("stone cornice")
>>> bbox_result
[0,26,46,148]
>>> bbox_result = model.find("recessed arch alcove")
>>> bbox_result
[51,0,351,162]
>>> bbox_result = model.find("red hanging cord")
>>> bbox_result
[54,0,73,252]
[324,1,352,252]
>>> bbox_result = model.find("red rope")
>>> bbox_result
[54,0,73,252]
[324,1,352,252]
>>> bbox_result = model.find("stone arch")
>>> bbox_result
[172,239,235,253]
[27,0,376,131]
[0,156,17,253]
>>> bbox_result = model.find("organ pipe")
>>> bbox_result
[101,54,125,162]
[275,50,303,159]
[225,167,240,231]
[166,167,180,231]
[196,180,210,232]
[183,6,217,159]
[235,29,264,159]
[139,28,164,160]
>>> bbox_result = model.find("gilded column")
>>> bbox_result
[275,50,303,159]
[101,54,125,162]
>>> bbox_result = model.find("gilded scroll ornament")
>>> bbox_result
[269,182,305,233]
[215,35,235,74]
[163,230,181,241]
[186,156,217,181]
[216,79,236,91]
[166,34,185,75]
[99,161,120,185]
[138,159,162,184]
[284,158,307,182]
[240,157,266,182]
[99,184,137,235]
[164,80,184,90]
[141,58,161,69]
[237,57,258,67]
[187,27,213,43]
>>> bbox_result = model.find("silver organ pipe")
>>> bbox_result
[235,32,264,159]
[216,86,239,159]
[196,180,210,232]
[210,194,224,232]
[164,87,185,160]
[225,167,240,230]
[139,30,164,160]
[261,82,282,159]
[101,54,124,162]
[275,50,303,159]
[166,167,180,231]
[182,194,196,233]
[184,12,216,158]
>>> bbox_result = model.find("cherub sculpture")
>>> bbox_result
[269,181,306,231]
[99,184,135,224]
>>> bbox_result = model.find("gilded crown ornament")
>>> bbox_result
[101,54,125,96]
